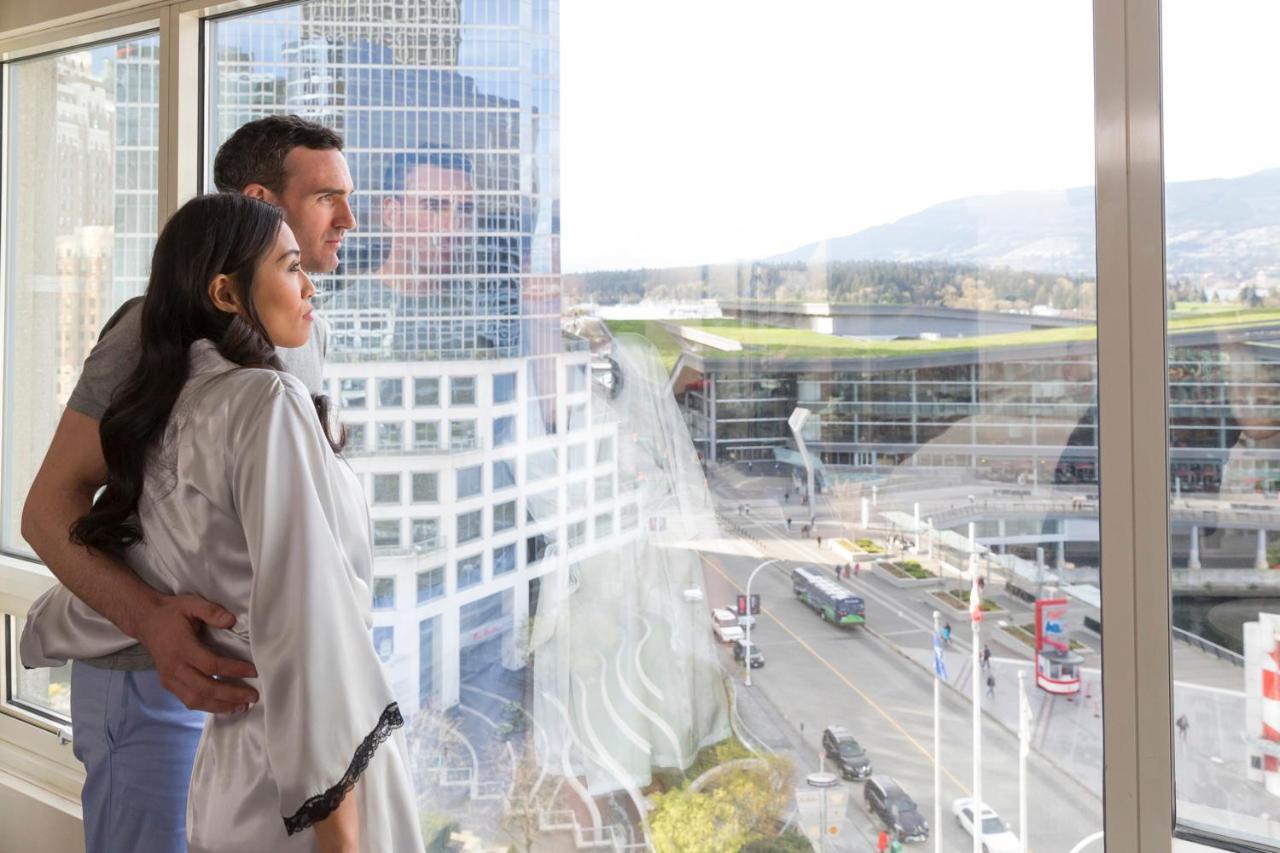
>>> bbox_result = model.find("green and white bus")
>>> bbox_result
[791,566,866,626]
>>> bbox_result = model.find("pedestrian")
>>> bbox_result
[943,622,952,647]
[977,576,986,592]
[854,562,861,578]
[784,489,790,502]
[817,535,823,548]
[877,829,889,853]
[986,673,996,698]
[786,517,792,531]
[1176,713,1189,741]
[744,505,751,516]
[981,644,991,669]
[747,460,753,472]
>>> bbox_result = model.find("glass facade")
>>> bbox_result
[2,1,1268,850]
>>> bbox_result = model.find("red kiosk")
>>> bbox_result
[1035,597,1083,695]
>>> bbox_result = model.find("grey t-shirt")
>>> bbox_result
[67,296,328,669]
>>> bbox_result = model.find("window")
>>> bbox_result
[456,465,483,500]
[567,402,587,432]
[372,473,401,505]
[345,423,368,452]
[376,422,403,452]
[527,448,558,482]
[526,533,555,566]
[451,376,476,405]
[1,32,161,554]
[621,504,639,530]
[457,554,483,590]
[378,378,404,408]
[372,626,394,662]
[493,459,517,490]
[411,518,440,550]
[457,510,482,544]
[340,378,368,409]
[373,519,401,550]
[493,414,516,447]
[567,443,588,471]
[494,372,517,403]
[450,419,478,450]
[371,578,395,610]
[412,472,439,504]
[493,543,517,576]
[567,520,587,550]
[414,377,440,407]
[566,363,588,393]
[594,474,614,502]
[594,511,613,539]
[566,481,588,511]
[413,421,441,450]
[526,489,558,524]
[417,566,445,604]
[596,436,614,464]
[493,500,516,533]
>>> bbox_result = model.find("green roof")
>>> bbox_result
[654,310,1280,361]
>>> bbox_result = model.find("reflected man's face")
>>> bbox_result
[383,163,475,277]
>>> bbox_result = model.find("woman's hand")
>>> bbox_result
[313,784,360,853]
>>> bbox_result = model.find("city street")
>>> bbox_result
[700,546,1104,852]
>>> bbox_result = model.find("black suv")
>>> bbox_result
[732,639,765,667]
[864,775,929,843]
[821,725,871,780]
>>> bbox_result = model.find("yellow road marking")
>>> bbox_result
[701,552,973,796]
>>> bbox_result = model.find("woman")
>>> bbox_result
[25,194,423,852]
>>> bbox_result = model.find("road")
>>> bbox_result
[701,547,1104,852]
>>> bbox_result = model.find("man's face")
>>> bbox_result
[383,163,474,276]
[270,147,356,274]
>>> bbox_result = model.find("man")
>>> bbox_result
[20,114,355,853]
[324,149,511,359]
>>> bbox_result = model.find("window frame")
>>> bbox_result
[0,0,1204,848]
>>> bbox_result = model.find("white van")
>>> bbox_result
[711,607,745,643]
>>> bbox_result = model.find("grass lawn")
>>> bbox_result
[604,320,684,371]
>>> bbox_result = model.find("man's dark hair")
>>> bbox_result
[212,115,344,195]
[383,148,473,195]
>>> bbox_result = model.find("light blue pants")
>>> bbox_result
[71,662,206,853]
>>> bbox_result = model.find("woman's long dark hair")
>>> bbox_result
[72,193,344,558]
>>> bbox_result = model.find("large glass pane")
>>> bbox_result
[2,33,160,554]
[204,2,1104,850]
[1164,3,1280,846]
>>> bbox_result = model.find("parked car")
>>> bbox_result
[864,776,929,843]
[821,725,871,779]
[710,607,744,643]
[951,798,1020,852]
[732,638,765,667]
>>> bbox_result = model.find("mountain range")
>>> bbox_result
[769,168,1280,280]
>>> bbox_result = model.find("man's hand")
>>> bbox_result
[133,593,259,714]
[23,409,259,714]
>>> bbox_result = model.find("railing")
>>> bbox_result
[1172,626,1244,668]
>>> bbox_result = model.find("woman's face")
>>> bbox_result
[251,222,315,349]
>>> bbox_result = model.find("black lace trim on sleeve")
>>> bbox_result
[282,702,404,836]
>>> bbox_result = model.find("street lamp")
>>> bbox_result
[745,557,781,687]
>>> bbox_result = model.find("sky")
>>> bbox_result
[560,0,1280,272]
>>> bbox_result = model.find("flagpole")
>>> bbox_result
[933,609,943,853]
[1019,669,1030,853]
[971,564,983,853]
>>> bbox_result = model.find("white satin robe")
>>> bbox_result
[21,340,424,853]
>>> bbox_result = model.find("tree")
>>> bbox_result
[648,755,793,852]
